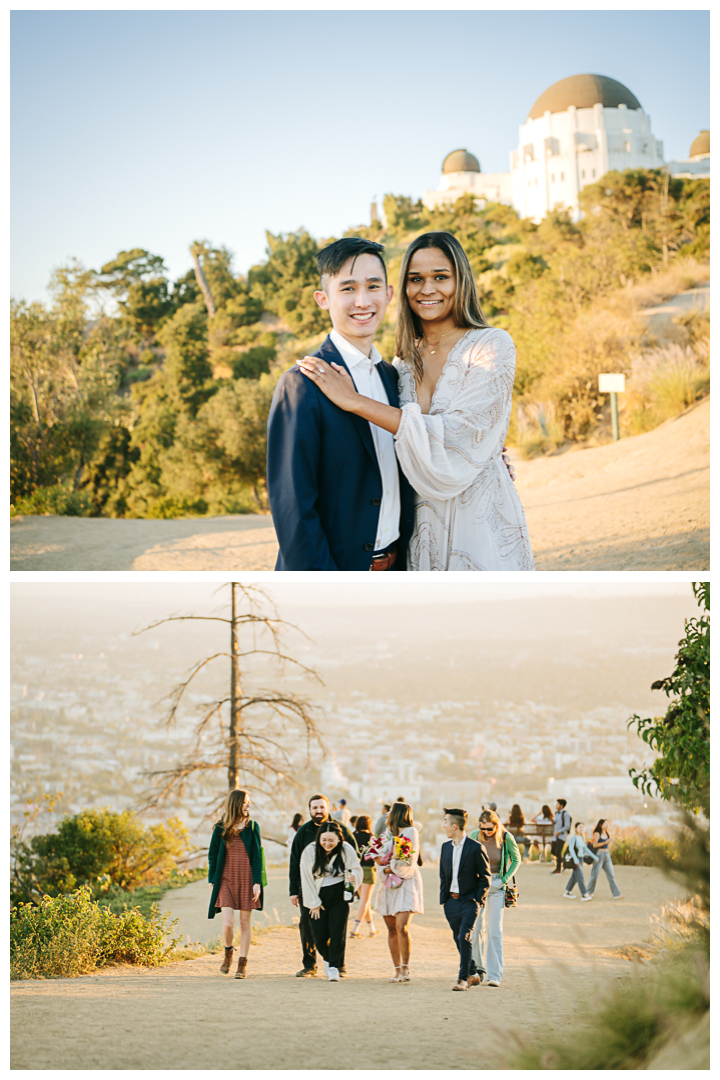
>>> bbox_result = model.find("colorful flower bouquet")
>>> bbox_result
[365,832,415,889]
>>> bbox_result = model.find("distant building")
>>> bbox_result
[421,73,685,224]
[665,130,710,179]
[422,148,513,210]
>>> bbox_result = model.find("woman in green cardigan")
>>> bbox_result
[468,809,520,986]
[208,789,264,979]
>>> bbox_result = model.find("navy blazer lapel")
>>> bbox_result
[314,336,379,468]
[458,837,474,875]
[377,359,399,409]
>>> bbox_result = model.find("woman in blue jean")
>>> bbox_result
[586,819,623,899]
[469,809,520,986]
[563,823,597,900]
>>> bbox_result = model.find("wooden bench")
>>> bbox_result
[505,822,554,860]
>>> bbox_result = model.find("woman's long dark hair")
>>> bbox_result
[509,804,525,826]
[593,818,608,838]
[217,788,250,843]
[395,231,489,381]
[386,801,414,835]
[354,815,372,833]
[541,804,553,820]
[290,812,303,831]
[312,820,346,877]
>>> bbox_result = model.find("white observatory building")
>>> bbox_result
[422,73,668,223]
[511,74,664,221]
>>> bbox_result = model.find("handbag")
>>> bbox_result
[584,841,597,866]
[504,876,519,907]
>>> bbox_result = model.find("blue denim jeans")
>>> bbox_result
[565,862,589,895]
[587,849,621,897]
[471,875,504,983]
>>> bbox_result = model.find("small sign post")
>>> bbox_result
[598,373,626,441]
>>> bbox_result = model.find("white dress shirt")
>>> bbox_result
[450,835,466,893]
[329,329,401,552]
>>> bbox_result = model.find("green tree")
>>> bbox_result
[11,807,189,906]
[97,248,175,343]
[249,229,329,336]
[628,583,709,812]
[10,262,125,502]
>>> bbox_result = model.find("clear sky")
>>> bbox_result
[11,8,710,303]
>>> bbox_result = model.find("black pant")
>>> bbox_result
[308,882,349,971]
[444,896,480,982]
[298,897,318,970]
[552,836,566,870]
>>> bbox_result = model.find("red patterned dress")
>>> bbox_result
[215,828,261,911]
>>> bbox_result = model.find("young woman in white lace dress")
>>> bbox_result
[297,231,534,571]
[374,802,423,982]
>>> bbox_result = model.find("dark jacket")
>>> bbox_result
[439,836,491,907]
[267,335,415,571]
[289,817,358,897]
[207,821,264,918]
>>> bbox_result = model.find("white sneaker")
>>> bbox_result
[563,891,576,898]
[487,980,500,987]
[580,894,593,902]
[323,960,330,977]
[328,967,340,981]
[612,894,624,899]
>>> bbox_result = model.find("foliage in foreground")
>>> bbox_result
[504,802,709,1070]
[629,581,710,813]
[11,805,189,908]
[10,885,181,980]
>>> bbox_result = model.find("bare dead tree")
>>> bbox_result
[133,583,323,820]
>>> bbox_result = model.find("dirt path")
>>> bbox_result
[10,400,708,573]
[11,864,684,1070]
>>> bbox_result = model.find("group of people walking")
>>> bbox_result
[208,790,622,986]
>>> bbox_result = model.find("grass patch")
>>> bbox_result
[609,826,682,867]
[96,866,206,919]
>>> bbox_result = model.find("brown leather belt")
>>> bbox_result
[450,892,460,899]
[370,544,397,571]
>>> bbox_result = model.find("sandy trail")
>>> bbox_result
[11,864,684,1070]
[10,400,707,573]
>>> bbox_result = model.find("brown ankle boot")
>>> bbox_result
[220,946,234,974]
[234,955,248,979]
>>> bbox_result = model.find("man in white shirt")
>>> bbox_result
[439,808,491,991]
[267,238,415,571]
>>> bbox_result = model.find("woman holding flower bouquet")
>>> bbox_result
[299,820,363,981]
[372,801,424,982]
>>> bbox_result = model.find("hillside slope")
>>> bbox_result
[515,396,709,570]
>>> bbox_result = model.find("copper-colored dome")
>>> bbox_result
[689,131,710,158]
[528,74,642,119]
[442,149,480,174]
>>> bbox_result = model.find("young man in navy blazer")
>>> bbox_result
[440,808,491,991]
[266,237,415,571]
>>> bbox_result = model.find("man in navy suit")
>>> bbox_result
[266,238,415,571]
[440,808,491,991]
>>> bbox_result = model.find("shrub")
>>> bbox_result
[623,340,709,433]
[610,826,681,867]
[11,484,94,517]
[11,807,189,907]
[10,885,180,980]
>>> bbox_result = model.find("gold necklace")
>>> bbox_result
[422,325,461,356]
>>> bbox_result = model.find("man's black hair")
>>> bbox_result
[557,798,567,808]
[316,237,387,285]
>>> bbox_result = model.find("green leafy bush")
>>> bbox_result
[11,484,95,517]
[11,807,189,907]
[10,885,181,980]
